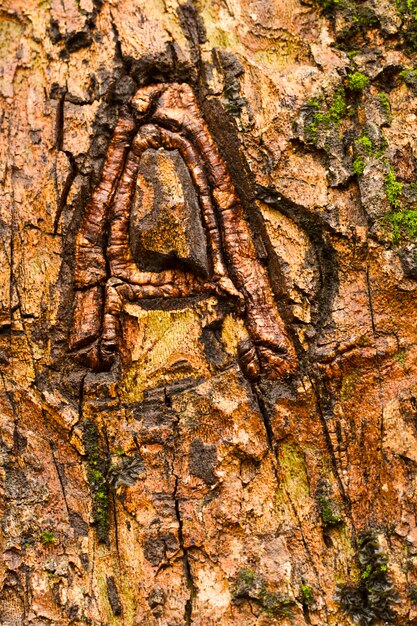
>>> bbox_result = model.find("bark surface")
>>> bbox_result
[1,0,417,624]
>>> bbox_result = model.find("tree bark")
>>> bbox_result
[1,0,417,624]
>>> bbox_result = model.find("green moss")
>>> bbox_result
[356,134,373,154]
[316,482,344,528]
[409,584,417,604]
[277,442,310,503]
[341,370,360,401]
[314,0,380,46]
[394,349,406,365]
[400,68,417,87]
[316,0,345,12]
[319,496,343,526]
[378,93,391,120]
[336,531,398,625]
[307,97,321,108]
[232,569,295,617]
[306,86,347,140]
[348,71,369,90]
[40,530,57,545]
[329,87,348,119]
[361,563,373,580]
[385,210,417,244]
[238,569,255,586]
[83,419,109,543]
[396,1,417,49]
[384,166,403,209]
[301,584,314,605]
[353,132,388,175]
[353,156,365,176]
[262,591,294,618]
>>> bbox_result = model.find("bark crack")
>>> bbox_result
[365,263,385,434]
[49,437,71,520]
[250,377,329,620]
[173,475,196,625]
[308,373,358,551]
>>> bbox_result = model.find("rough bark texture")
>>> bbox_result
[2,0,417,624]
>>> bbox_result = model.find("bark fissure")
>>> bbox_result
[173,476,196,625]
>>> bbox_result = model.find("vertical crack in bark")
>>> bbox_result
[284,484,329,624]
[110,11,130,78]
[106,575,122,617]
[250,379,329,618]
[252,382,274,449]
[103,421,126,624]
[308,373,358,551]
[48,437,71,519]
[176,0,205,78]
[173,475,196,625]
[55,90,66,152]
[169,389,196,623]
[54,152,77,235]
[53,89,79,234]
[365,263,385,440]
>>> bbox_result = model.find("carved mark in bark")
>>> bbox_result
[69,83,296,380]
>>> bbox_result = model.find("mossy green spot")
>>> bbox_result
[384,166,403,210]
[336,531,398,624]
[385,210,417,244]
[394,349,406,365]
[40,530,57,545]
[301,584,314,605]
[356,133,373,154]
[400,68,417,87]
[83,419,109,543]
[378,92,391,119]
[409,584,417,604]
[353,156,365,176]
[305,87,347,141]
[232,569,295,617]
[348,71,369,90]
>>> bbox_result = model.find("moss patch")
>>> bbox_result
[385,210,417,244]
[400,68,417,88]
[305,86,347,140]
[316,0,345,11]
[394,349,407,366]
[384,166,403,209]
[315,0,379,48]
[336,531,398,625]
[40,530,57,545]
[353,156,365,176]
[341,370,360,401]
[378,93,391,120]
[316,481,344,528]
[396,0,417,50]
[348,71,369,91]
[301,583,314,606]
[83,419,109,543]
[307,86,347,137]
[277,442,310,503]
[356,133,373,154]
[232,569,295,617]
[409,584,417,604]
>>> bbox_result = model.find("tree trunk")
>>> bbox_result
[1,0,417,624]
